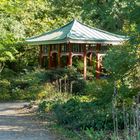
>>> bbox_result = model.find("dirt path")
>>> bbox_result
[0,102,56,140]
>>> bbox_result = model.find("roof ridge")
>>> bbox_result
[66,19,76,38]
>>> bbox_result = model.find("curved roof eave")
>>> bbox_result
[25,38,126,46]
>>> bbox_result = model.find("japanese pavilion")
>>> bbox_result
[26,20,127,80]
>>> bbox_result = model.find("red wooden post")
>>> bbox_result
[48,45,52,69]
[89,45,93,66]
[66,56,69,66]
[83,44,87,80]
[58,44,61,67]
[68,43,72,67]
[39,45,43,68]
[96,44,101,79]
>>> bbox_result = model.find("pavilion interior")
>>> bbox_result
[39,43,110,79]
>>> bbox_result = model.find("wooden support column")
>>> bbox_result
[68,43,72,67]
[39,45,43,68]
[58,44,61,67]
[96,44,101,79]
[66,56,69,66]
[83,44,87,80]
[48,45,52,69]
[89,45,93,66]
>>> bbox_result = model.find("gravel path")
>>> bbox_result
[0,102,56,140]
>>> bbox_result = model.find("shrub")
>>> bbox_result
[38,100,48,113]
[0,68,49,101]
[0,92,11,101]
[0,79,11,100]
[11,87,25,100]
[36,83,56,100]
[72,79,86,95]
[38,100,57,113]
[1,68,17,79]
[0,79,11,88]
[85,80,114,106]
[53,98,114,130]
[85,129,107,140]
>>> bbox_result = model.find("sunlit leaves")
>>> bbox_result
[103,44,138,86]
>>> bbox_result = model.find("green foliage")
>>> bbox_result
[0,68,48,101]
[85,80,113,105]
[45,67,81,80]
[53,97,138,131]
[0,0,56,72]
[0,79,11,100]
[50,0,139,33]
[103,45,138,81]
[43,68,86,95]
[54,98,113,130]
[0,68,17,78]
[72,79,86,95]
[0,46,16,62]
[35,72,138,133]
[38,101,48,113]
[0,1,139,139]
[85,129,107,140]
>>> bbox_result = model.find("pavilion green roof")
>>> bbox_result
[26,20,128,45]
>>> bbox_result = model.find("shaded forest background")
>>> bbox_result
[0,1,140,139]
